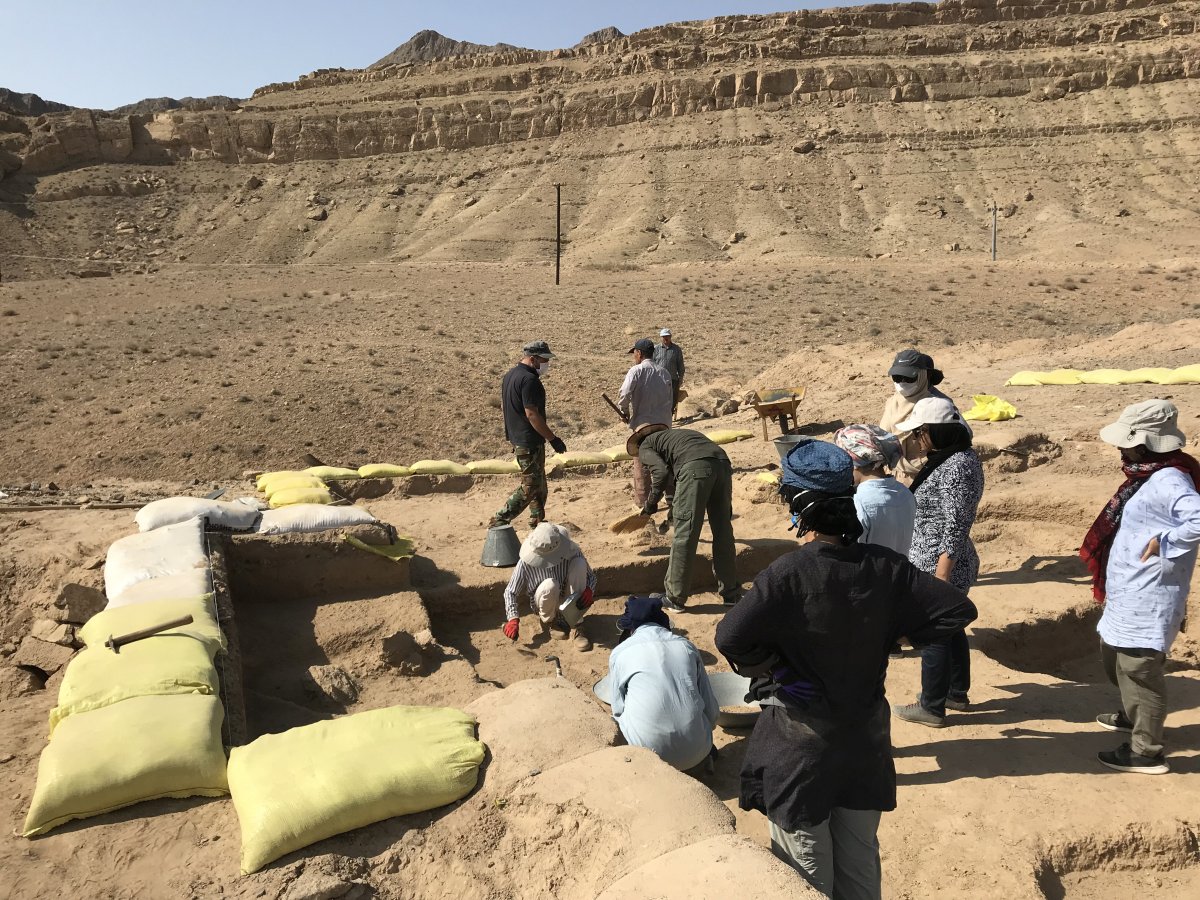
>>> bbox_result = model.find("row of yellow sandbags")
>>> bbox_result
[1006,365,1200,386]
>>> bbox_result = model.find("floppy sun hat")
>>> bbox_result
[1099,399,1187,452]
[519,523,578,567]
[626,423,669,458]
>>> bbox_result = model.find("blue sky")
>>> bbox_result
[2,1,830,110]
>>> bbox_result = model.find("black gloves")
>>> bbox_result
[549,436,567,454]
[641,497,660,516]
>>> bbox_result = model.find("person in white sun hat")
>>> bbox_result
[889,397,985,730]
[654,327,686,417]
[501,522,596,651]
[1081,399,1200,775]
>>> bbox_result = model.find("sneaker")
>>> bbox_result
[654,593,686,613]
[945,696,970,712]
[571,629,592,652]
[1096,712,1133,733]
[1097,743,1169,775]
[893,702,945,728]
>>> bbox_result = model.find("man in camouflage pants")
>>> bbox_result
[490,340,568,529]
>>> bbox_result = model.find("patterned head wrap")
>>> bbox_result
[834,424,903,470]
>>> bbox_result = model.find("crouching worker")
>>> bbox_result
[716,441,977,900]
[501,523,595,651]
[607,595,719,772]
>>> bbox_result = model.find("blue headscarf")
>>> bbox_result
[617,595,670,633]
[780,439,855,494]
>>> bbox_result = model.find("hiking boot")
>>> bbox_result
[1096,712,1133,733]
[571,629,592,652]
[893,702,945,728]
[945,696,970,712]
[722,588,744,606]
[1097,742,1169,775]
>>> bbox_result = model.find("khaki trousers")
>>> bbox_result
[1102,642,1167,758]
[769,809,883,900]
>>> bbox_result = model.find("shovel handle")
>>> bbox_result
[105,614,194,652]
[601,393,629,423]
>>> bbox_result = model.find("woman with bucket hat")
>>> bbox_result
[717,439,976,898]
[890,398,984,729]
[1081,399,1200,774]
[501,522,596,651]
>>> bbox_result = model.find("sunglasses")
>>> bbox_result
[891,374,918,384]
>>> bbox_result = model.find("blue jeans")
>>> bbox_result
[920,628,970,717]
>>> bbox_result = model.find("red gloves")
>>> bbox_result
[578,588,595,611]
[502,618,520,641]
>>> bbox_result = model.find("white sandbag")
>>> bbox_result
[255,504,379,535]
[135,497,262,533]
[104,517,209,602]
[107,569,214,609]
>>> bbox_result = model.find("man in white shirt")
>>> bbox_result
[1081,399,1200,774]
[606,595,719,771]
[618,338,673,507]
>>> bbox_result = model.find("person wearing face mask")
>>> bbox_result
[880,350,958,479]
[889,398,984,729]
[619,337,674,508]
[490,340,568,530]
[1080,400,1200,775]
[716,440,976,899]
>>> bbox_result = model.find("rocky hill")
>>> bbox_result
[0,87,72,116]
[371,29,524,67]
[1,0,1199,275]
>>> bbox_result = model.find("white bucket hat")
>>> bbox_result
[519,522,578,567]
[894,397,966,433]
[1099,399,1187,452]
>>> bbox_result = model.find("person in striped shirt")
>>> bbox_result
[502,522,597,651]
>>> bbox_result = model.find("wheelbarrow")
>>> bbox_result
[748,385,807,441]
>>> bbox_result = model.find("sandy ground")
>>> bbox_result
[3,301,1200,897]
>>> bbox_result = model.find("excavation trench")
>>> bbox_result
[1034,822,1200,900]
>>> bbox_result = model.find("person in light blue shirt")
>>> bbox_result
[1081,399,1200,775]
[606,595,719,772]
[835,424,916,556]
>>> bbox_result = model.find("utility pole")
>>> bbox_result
[991,200,998,261]
[554,183,562,286]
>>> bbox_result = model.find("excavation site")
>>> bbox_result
[3,1,1200,898]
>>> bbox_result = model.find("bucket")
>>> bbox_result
[480,524,521,567]
[772,435,808,462]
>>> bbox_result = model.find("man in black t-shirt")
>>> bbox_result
[490,340,568,529]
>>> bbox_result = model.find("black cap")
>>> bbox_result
[522,340,555,359]
[888,349,936,378]
[628,338,656,355]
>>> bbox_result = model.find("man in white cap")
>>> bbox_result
[619,337,674,508]
[654,328,685,417]
[1081,399,1200,774]
[501,522,596,651]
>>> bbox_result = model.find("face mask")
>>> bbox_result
[893,371,926,398]
[536,360,551,376]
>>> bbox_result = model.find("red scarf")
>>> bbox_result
[1080,450,1200,601]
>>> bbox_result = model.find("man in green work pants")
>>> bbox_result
[629,425,742,611]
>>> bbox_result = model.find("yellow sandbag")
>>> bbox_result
[259,473,325,496]
[256,470,308,491]
[755,472,780,485]
[50,636,218,733]
[467,458,521,475]
[22,694,229,837]
[408,459,471,475]
[963,394,1018,422]
[1078,369,1146,385]
[1128,368,1175,383]
[79,595,224,653]
[602,444,633,462]
[303,465,360,481]
[707,429,753,444]
[1161,364,1200,385]
[555,451,612,468]
[1038,369,1083,385]
[357,463,410,478]
[227,706,485,874]
[269,486,334,508]
[1005,371,1043,386]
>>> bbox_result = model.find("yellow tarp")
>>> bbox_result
[23,694,229,837]
[357,463,410,478]
[1006,365,1200,386]
[963,394,1018,422]
[755,472,780,485]
[344,534,415,562]
[227,706,485,874]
